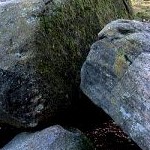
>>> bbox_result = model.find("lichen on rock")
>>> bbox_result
[0,0,133,127]
[81,19,150,150]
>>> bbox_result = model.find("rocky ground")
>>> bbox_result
[0,1,149,150]
[0,94,141,149]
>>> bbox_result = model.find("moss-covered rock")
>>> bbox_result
[0,0,133,128]
[37,0,133,85]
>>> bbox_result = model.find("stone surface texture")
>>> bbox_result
[81,19,150,150]
[0,0,133,128]
[2,125,93,150]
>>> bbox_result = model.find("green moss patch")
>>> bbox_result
[35,0,133,101]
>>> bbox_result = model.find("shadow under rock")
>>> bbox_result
[0,90,141,150]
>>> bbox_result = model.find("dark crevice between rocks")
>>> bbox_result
[0,90,141,150]
[118,27,135,35]
[98,34,107,40]
[124,54,132,65]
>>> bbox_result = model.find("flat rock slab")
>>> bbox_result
[2,125,93,150]
[81,19,150,150]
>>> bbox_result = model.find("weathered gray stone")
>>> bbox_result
[2,125,93,150]
[0,0,59,128]
[0,0,133,128]
[81,19,150,150]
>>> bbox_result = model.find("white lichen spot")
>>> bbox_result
[26,16,37,25]
[120,106,131,119]
[15,52,22,58]
[29,122,38,127]
[144,102,150,110]
[35,104,44,113]
[131,123,146,135]
[21,8,27,17]
[145,122,150,130]
[123,92,131,98]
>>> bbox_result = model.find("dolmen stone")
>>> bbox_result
[81,19,150,150]
[0,0,133,128]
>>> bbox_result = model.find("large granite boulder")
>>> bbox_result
[0,0,133,128]
[2,125,93,150]
[81,19,150,150]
